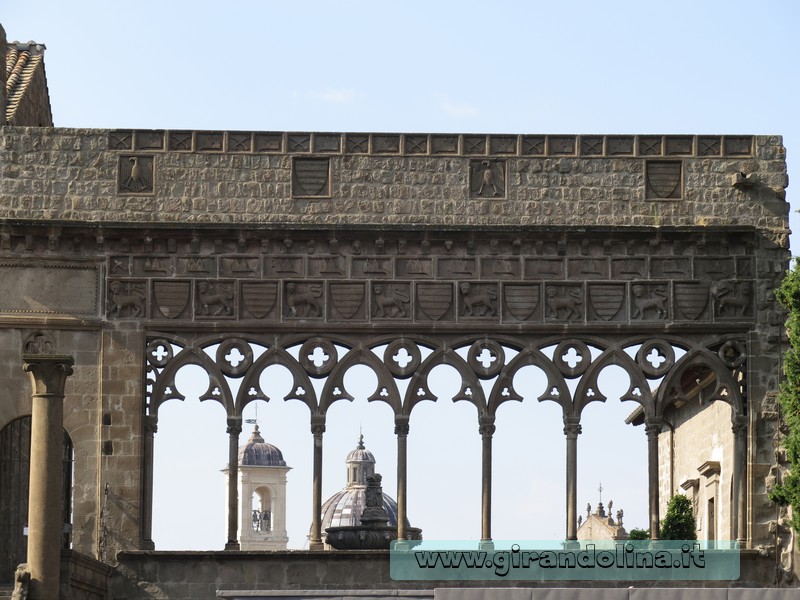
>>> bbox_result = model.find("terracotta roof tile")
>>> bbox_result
[5,41,46,124]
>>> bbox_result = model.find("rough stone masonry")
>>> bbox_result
[0,128,793,595]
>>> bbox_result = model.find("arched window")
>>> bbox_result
[0,416,73,584]
[253,487,273,532]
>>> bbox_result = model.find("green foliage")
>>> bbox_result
[659,494,696,540]
[770,260,800,530]
[628,528,649,540]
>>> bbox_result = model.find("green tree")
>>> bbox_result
[770,260,800,530]
[659,495,696,540]
[628,528,649,540]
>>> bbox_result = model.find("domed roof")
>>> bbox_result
[314,435,411,535]
[346,434,375,464]
[319,488,408,530]
[238,425,286,467]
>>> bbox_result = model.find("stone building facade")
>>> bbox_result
[577,500,628,542]
[0,22,795,599]
[628,378,736,542]
[664,386,735,542]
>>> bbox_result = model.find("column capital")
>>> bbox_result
[144,414,159,434]
[644,418,664,439]
[732,416,748,437]
[563,417,582,438]
[226,416,242,435]
[22,355,74,396]
[23,354,73,599]
[478,416,496,437]
[310,414,326,436]
[394,415,410,436]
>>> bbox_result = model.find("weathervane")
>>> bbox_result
[598,482,603,504]
[245,403,259,426]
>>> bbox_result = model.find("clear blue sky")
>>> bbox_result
[5,0,799,550]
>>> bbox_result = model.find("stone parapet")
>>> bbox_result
[109,550,784,600]
[59,550,114,600]
[0,128,788,240]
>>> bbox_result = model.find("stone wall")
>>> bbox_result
[109,550,781,599]
[0,329,102,557]
[0,129,789,243]
[658,399,735,540]
[0,128,792,585]
[60,550,114,600]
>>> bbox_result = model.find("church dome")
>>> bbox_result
[315,435,409,534]
[238,425,286,467]
[320,487,405,529]
[346,440,376,464]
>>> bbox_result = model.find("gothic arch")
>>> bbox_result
[573,345,655,419]
[488,345,568,415]
[238,346,317,415]
[320,345,401,415]
[655,345,745,421]
[140,330,754,548]
[148,341,233,416]
[401,343,488,419]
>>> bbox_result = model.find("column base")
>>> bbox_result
[479,539,494,550]
[224,541,240,551]
[308,541,325,551]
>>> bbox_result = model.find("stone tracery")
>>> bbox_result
[0,38,790,587]
[143,331,747,548]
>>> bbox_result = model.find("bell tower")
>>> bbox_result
[234,425,290,550]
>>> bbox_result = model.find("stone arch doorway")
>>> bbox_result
[0,416,74,584]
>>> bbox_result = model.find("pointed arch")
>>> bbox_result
[573,346,655,419]
[403,345,485,418]
[235,346,317,416]
[489,345,571,417]
[150,344,234,416]
[319,345,402,415]
[656,346,745,421]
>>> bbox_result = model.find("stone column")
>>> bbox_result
[645,418,663,539]
[23,354,74,600]
[140,414,158,551]
[395,416,409,541]
[732,416,748,545]
[225,417,242,550]
[479,416,495,543]
[309,415,325,550]
[564,417,582,540]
